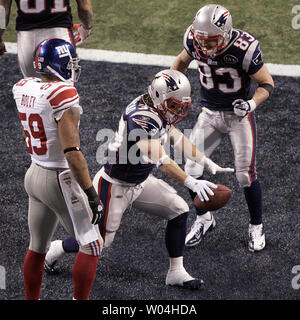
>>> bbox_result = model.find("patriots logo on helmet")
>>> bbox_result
[214,10,230,28]
[161,72,179,92]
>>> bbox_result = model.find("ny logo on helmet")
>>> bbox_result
[215,10,230,28]
[55,45,70,58]
[162,72,179,92]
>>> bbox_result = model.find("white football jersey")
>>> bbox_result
[12,77,82,168]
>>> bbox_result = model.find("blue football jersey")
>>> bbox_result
[104,95,170,184]
[15,0,73,31]
[183,26,264,111]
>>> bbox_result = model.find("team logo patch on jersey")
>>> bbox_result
[132,117,160,136]
[224,54,238,64]
[252,46,263,65]
[162,72,179,92]
[214,10,230,28]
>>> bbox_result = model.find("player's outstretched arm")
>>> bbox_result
[169,126,234,174]
[137,138,217,201]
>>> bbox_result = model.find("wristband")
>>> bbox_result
[258,83,274,95]
[247,99,257,112]
[84,186,98,199]
[183,175,195,190]
[64,146,81,154]
[156,154,170,168]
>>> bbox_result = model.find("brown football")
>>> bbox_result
[193,184,232,211]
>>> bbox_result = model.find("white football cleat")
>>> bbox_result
[44,240,65,274]
[166,266,203,290]
[248,223,265,252]
[185,212,216,247]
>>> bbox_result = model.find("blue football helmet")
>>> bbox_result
[33,38,81,82]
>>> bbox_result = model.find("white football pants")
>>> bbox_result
[185,107,258,188]
[93,168,189,248]
[24,163,102,256]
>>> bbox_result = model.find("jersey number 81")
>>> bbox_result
[19,0,67,14]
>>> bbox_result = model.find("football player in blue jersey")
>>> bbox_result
[0,0,92,76]
[45,69,234,290]
[171,4,274,251]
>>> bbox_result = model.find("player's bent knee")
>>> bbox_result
[168,211,189,226]
[29,238,51,254]
[168,197,189,220]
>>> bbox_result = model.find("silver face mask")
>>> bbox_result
[148,69,191,125]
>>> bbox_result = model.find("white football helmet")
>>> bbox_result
[191,4,233,59]
[148,69,191,125]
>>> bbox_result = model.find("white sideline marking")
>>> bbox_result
[5,42,300,77]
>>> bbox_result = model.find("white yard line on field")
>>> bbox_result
[5,42,300,77]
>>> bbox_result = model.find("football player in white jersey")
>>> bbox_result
[45,69,234,290]
[12,38,103,300]
[172,4,274,251]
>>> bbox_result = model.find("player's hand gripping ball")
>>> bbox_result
[194,184,232,211]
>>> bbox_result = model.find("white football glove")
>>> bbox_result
[233,99,256,118]
[203,156,234,175]
[73,24,92,46]
[184,175,217,202]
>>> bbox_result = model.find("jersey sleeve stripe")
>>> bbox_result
[49,88,78,107]
[46,84,72,100]
[242,40,259,72]
[52,95,79,110]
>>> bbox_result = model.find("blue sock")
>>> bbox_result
[165,212,188,257]
[244,180,263,225]
[62,236,79,253]
[187,175,208,216]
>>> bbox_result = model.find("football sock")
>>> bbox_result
[244,179,263,225]
[187,175,208,216]
[73,251,99,300]
[23,250,46,300]
[62,236,80,253]
[165,212,188,257]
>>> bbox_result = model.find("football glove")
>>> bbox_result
[184,175,217,202]
[233,99,256,118]
[73,24,92,46]
[84,186,103,225]
[203,156,234,175]
[0,41,7,56]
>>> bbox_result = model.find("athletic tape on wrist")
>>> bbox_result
[156,154,170,168]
